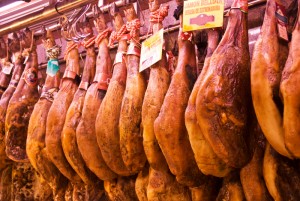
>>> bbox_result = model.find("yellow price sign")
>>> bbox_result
[139,29,164,72]
[183,0,224,32]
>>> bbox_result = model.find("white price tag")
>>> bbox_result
[2,63,14,75]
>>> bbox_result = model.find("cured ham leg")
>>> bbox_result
[263,143,300,200]
[154,0,207,187]
[104,176,138,201]
[251,0,291,158]
[76,12,117,180]
[216,172,246,201]
[0,33,24,170]
[186,29,231,177]
[5,28,40,162]
[141,0,192,199]
[26,29,68,200]
[190,177,221,201]
[96,5,133,176]
[280,0,300,158]
[240,114,272,201]
[45,31,82,184]
[135,165,149,201]
[61,18,104,200]
[196,0,251,168]
[119,5,147,173]
[0,37,12,98]
[0,165,12,201]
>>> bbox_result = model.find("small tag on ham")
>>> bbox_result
[2,63,14,75]
[23,56,29,64]
[275,3,288,41]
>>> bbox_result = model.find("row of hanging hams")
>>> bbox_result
[0,0,300,200]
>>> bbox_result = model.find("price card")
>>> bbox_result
[139,29,163,72]
[2,63,14,75]
[183,0,224,32]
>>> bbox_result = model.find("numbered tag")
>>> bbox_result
[2,63,14,75]
[140,29,163,72]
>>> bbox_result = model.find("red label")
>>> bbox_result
[276,3,288,41]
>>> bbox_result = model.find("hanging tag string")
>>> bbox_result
[108,24,128,48]
[81,35,96,48]
[95,28,112,47]
[126,19,141,39]
[150,5,169,23]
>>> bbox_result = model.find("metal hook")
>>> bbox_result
[55,0,64,15]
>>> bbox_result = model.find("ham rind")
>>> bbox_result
[45,33,82,184]
[76,13,117,181]
[186,29,231,177]
[27,29,68,200]
[154,1,208,187]
[96,8,133,176]
[196,0,251,168]
[5,29,40,162]
[251,0,291,158]
[118,4,147,174]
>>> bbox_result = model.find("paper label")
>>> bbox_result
[46,59,60,77]
[2,63,14,75]
[276,3,288,41]
[139,29,163,72]
[23,56,29,64]
[183,0,224,32]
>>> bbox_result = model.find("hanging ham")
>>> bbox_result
[186,29,231,177]
[0,33,24,169]
[96,5,133,176]
[153,0,207,187]
[118,5,147,173]
[45,31,82,184]
[141,0,192,199]
[26,29,69,200]
[240,116,272,201]
[5,28,40,162]
[104,176,139,201]
[196,0,251,168]
[280,0,300,158]
[76,12,117,181]
[0,37,12,98]
[61,18,104,200]
[251,0,291,158]
[216,172,246,201]
[263,143,300,200]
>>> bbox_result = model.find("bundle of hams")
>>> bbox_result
[0,0,300,200]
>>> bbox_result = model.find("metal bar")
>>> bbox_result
[0,0,98,36]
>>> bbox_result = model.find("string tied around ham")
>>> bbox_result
[107,24,128,48]
[95,28,112,47]
[126,19,141,39]
[64,42,78,60]
[81,35,96,48]
[150,5,169,23]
